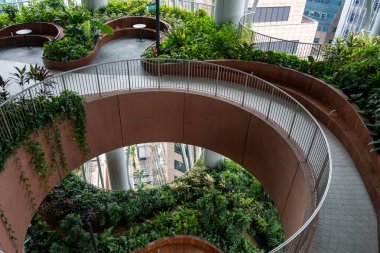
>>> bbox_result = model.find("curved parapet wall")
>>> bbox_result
[0,59,331,253]
[43,17,169,70]
[238,13,324,61]
[208,59,380,246]
[132,235,223,253]
[0,22,64,48]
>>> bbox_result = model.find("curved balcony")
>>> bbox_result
[0,59,331,253]
[239,12,325,61]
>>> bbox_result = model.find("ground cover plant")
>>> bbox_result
[25,159,284,253]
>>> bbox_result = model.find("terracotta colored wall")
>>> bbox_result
[207,60,380,247]
[132,235,223,253]
[0,91,311,253]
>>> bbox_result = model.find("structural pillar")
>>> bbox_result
[370,10,380,35]
[86,0,107,10]
[105,148,131,190]
[214,0,246,26]
[204,149,224,168]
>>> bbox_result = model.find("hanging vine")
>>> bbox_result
[15,157,37,210]
[0,206,18,253]
[0,90,88,172]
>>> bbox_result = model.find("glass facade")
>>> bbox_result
[304,0,343,33]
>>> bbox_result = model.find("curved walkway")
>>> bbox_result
[0,35,377,251]
[309,127,378,252]
[62,62,379,252]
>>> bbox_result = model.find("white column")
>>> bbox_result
[105,148,131,190]
[370,10,380,35]
[86,0,107,10]
[214,0,246,26]
[187,144,195,169]
[204,149,224,168]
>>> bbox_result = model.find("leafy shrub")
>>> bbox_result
[27,160,284,253]
[1,4,18,22]
[0,13,10,28]
[43,37,92,61]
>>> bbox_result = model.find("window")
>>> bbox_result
[304,10,310,15]
[314,38,320,43]
[253,6,291,22]
[174,160,186,173]
[332,26,337,32]
[174,143,182,154]
[349,13,356,22]
[374,2,379,10]
[321,13,327,20]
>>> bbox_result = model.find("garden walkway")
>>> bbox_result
[0,39,377,253]
[0,37,153,93]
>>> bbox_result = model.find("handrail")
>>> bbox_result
[239,12,325,61]
[0,59,331,252]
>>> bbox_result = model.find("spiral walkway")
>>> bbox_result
[0,41,377,252]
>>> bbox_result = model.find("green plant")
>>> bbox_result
[0,13,11,28]
[27,159,283,253]
[25,139,51,188]
[1,4,18,22]
[0,90,87,171]
[0,206,18,252]
[10,66,28,90]
[0,75,10,102]
[43,37,92,61]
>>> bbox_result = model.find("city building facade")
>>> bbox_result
[304,0,344,43]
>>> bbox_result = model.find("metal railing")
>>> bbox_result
[239,12,325,61]
[0,59,331,252]
[163,0,214,17]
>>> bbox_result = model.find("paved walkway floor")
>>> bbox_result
[0,38,153,95]
[0,39,378,252]
[309,127,378,253]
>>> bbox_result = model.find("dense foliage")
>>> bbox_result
[26,160,284,253]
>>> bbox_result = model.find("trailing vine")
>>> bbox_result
[0,90,88,172]
[44,126,58,175]
[54,125,67,172]
[0,206,18,253]
[15,157,37,210]
[24,139,51,190]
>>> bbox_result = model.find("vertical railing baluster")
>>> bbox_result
[187,61,191,91]
[127,61,131,91]
[241,74,249,106]
[95,66,102,98]
[266,87,275,120]
[305,126,319,161]
[215,66,220,96]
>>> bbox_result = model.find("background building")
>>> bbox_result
[335,0,380,38]
[79,143,202,189]
[304,0,344,43]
